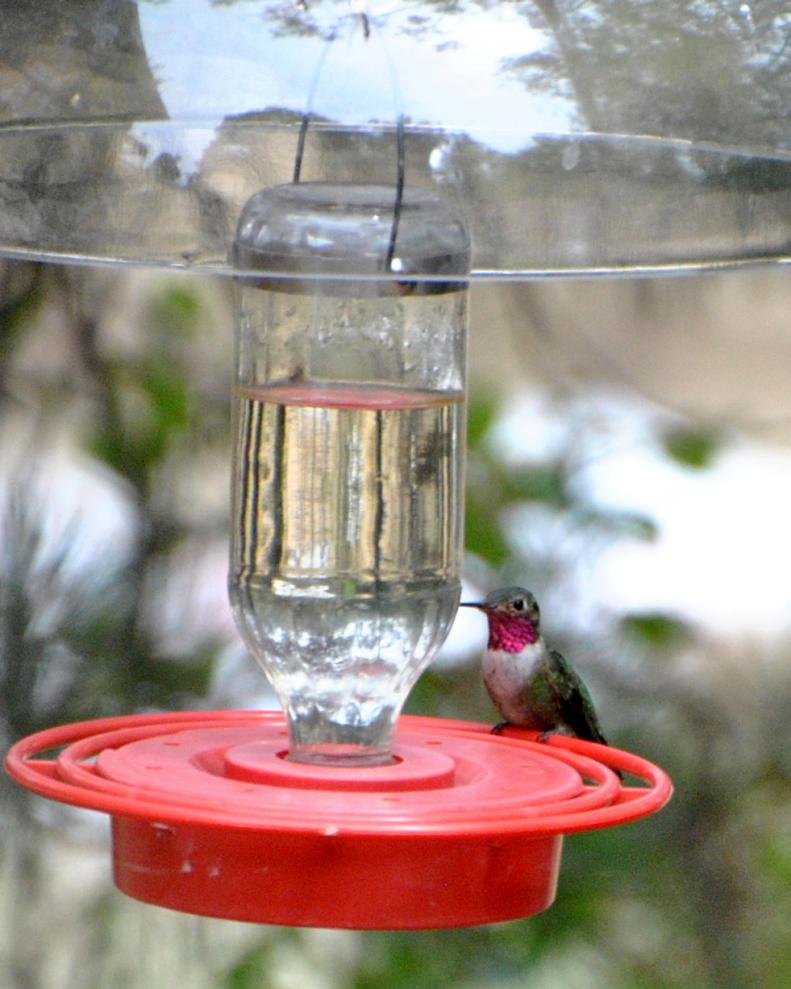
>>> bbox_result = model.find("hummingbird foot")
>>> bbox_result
[490,721,510,735]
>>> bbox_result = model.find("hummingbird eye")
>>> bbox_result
[512,598,525,611]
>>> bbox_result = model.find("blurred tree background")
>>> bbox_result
[1,255,790,989]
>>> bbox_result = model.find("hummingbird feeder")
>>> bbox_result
[8,0,790,930]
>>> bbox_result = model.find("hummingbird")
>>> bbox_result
[461,586,614,753]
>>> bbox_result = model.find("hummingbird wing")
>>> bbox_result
[547,649,609,746]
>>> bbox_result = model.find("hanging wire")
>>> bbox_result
[376,5,407,274]
[292,28,336,184]
[292,114,311,185]
[385,114,406,272]
[292,5,406,273]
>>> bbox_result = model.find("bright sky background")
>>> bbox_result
[138,0,573,165]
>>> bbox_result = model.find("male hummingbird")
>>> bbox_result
[461,586,613,750]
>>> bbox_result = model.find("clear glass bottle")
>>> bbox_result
[230,182,469,765]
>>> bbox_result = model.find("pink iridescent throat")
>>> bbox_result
[486,612,539,652]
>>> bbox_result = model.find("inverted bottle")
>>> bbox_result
[230,181,470,766]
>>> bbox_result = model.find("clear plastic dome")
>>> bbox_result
[1,0,791,277]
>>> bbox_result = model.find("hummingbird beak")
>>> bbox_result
[459,601,485,609]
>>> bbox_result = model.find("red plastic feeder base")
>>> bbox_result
[5,712,671,929]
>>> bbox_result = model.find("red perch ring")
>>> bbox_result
[5,711,672,929]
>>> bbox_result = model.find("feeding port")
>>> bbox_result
[5,710,671,929]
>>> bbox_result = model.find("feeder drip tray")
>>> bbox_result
[5,711,671,929]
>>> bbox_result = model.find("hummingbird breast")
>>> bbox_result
[482,643,554,730]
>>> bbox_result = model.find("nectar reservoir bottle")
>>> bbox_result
[230,182,469,765]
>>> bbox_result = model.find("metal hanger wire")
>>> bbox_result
[292,8,406,274]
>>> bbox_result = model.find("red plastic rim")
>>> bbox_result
[4,712,672,929]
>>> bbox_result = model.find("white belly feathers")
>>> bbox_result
[482,642,546,725]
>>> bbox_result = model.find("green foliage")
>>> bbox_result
[466,389,499,448]
[509,462,567,505]
[662,425,721,470]
[353,929,494,989]
[89,357,192,483]
[87,283,202,489]
[0,264,44,351]
[464,495,511,566]
[225,945,275,989]
[620,612,692,651]
[148,284,202,335]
